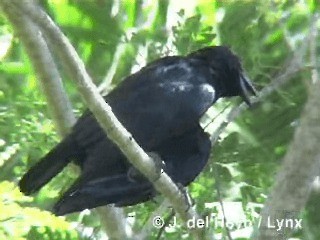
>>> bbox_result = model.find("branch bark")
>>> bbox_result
[253,14,320,240]
[0,5,75,135]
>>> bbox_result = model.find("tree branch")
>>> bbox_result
[0,5,75,135]
[253,14,320,239]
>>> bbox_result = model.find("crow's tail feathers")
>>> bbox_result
[19,135,79,195]
[53,175,154,215]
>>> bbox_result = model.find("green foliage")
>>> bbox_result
[0,0,316,239]
[0,181,79,240]
[172,13,216,54]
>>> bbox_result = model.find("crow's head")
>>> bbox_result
[189,46,257,105]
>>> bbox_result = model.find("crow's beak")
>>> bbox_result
[239,74,257,106]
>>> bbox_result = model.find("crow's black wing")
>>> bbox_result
[73,56,216,152]
[53,175,154,215]
[157,125,211,186]
[53,125,211,215]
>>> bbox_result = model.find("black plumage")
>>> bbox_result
[19,46,256,215]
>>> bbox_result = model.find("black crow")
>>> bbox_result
[19,46,256,215]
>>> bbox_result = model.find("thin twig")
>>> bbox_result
[138,200,170,239]
[213,164,233,240]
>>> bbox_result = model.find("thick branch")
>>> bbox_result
[253,15,320,239]
[0,5,75,135]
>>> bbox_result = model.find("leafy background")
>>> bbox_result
[0,0,318,239]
